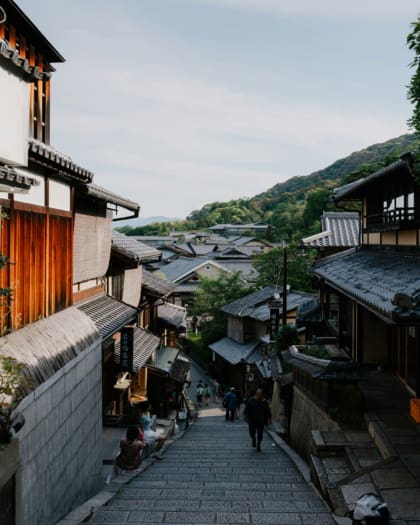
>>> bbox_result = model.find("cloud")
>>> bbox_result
[179,0,419,19]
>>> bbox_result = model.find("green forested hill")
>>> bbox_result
[186,133,419,241]
[119,133,419,241]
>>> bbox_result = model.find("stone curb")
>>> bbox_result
[54,423,192,525]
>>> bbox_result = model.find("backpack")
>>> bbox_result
[350,493,390,524]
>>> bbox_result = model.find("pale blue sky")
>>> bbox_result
[18,0,419,218]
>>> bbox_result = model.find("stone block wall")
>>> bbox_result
[289,385,340,461]
[15,339,103,525]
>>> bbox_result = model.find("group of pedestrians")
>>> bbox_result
[222,386,272,452]
[196,379,272,453]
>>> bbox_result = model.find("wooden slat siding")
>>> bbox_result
[36,53,44,141]
[29,45,36,138]
[44,73,51,144]
[48,216,72,314]
[8,24,16,47]
[0,209,72,333]
[0,212,11,335]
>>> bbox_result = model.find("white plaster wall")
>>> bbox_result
[14,339,103,525]
[0,67,29,166]
[48,179,71,211]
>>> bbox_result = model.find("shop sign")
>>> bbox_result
[120,326,134,372]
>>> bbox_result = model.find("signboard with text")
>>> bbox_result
[120,326,134,372]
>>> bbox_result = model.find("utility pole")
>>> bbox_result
[282,242,287,326]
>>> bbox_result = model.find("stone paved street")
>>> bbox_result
[89,407,335,524]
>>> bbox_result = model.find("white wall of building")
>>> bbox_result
[0,68,29,166]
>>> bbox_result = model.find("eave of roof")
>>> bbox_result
[86,184,140,215]
[77,295,138,339]
[113,327,160,372]
[0,38,51,81]
[28,139,93,183]
[142,270,175,297]
[157,302,187,328]
[209,337,260,365]
[111,231,160,262]
[333,155,414,203]
[0,165,39,192]
[313,247,420,323]
[2,0,65,63]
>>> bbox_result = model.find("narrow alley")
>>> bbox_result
[88,407,335,524]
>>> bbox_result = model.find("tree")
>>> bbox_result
[191,272,250,321]
[190,272,251,347]
[302,189,332,228]
[407,14,420,134]
[253,245,315,293]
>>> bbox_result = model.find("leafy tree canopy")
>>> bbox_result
[407,14,420,134]
[253,245,316,293]
[191,272,251,320]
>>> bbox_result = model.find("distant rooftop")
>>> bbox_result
[301,212,360,249]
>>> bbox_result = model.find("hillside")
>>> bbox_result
[186,133,419,240]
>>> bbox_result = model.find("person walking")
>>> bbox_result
[196,381,204,407]
[243,388,272,452]
[203,383,212,406]
[222,387,238,422]
[233,387,243,419]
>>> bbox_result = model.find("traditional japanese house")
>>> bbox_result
[313,154,420,395]
[79,230,161,423]
[155,256,231,307]
[209,286,319,397]
[0,2,140,524]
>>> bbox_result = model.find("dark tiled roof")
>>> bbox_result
[112,231,160,262]
[221,286,318,322]
[87,185,140,214]
[28,139,93,183]
[0,166,39,191]
[169,353,191,383]
[114,327,160,372]
[142,270,175,297]
[149,346,190,381]
[216,260,258,281]
[333,155,413,203]
[157,302,187,328]
[282,349,366,381]
[156,257,227,283]
[77,295,137,339]
[313,247,420,322]
[209,337,260,365]
[301,212,360,248]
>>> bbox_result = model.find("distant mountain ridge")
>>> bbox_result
[113,216,179,228]
[186,133,419,235]
[254,133,418,202]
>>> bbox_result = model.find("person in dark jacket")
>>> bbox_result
[222,387,238,422]
[243,388,272,452]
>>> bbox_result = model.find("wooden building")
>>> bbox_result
[313,154,420,395]
[0,2,141,524]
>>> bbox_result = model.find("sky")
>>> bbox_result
[17,0,419,219]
